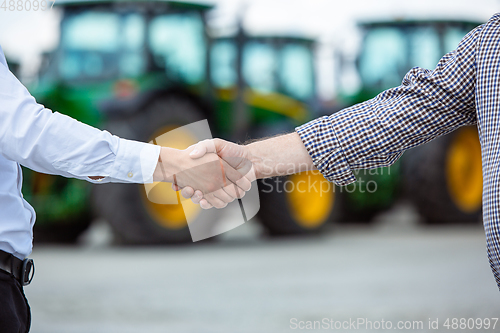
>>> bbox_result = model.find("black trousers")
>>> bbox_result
[0,270,31,333]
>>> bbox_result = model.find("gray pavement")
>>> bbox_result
[26,204,500,333]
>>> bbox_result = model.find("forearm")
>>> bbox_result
[291,27,480,186]
[0,60,161,184]
[152,147,185,183]
[247,132,316,179]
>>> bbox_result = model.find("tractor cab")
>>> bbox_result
[347,19,479,104]
[36,0,212,124]
[210,34,316,136]
[27,1,337,243]
[337,19,484,224]
[210,34,337,235]
[211,35,315,103]
[42,0,211,83]
[28,0,216,243]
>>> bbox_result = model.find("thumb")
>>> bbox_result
[188,139,217,159]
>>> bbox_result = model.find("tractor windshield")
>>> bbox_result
[358,23,473,91]
[210,38,314,101]
[210,39,237,88]
[59,11,147,81]
[149,12,206,84]
[243,40,314,101]
[57,9,206,84]
[243,41,277,93]
[279,43,314,101]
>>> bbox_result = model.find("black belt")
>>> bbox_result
[0,250,34,286]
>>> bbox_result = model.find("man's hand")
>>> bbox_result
[153,145,251,209]
[175,133,317,209]
[173,139,258,209]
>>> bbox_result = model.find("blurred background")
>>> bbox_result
[1,0,500,332]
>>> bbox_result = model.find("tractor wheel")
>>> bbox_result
[256,171,338,236]
[404,126,482,224]
[336,189,381,223]
[336,163,400,224]
[92,96,221,244]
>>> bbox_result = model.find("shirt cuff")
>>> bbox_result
[108,138,161,184]
[295,116,357,186]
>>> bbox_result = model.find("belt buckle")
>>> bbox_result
[21,259,34,286]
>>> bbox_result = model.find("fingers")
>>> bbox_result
[188,139,217,159]
[222,183,246,199]
[191,186,240,208]
[188,139,254,190]
[199,199,213,210]
[190,190,204,204]
[213,188,235,205]
[220,159,252,192]
[203,192,228,209]
[180,186,195,199]
[188,138,235,159]
[195,184,245,209]
[175,140,254,209]
[203,187,238,209]
[183,158,250,208]
[234,175,252,192]
[221,156,254,178]
[171,183,206,203]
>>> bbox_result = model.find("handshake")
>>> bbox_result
[151,133,317,209]
[152,138,258,209]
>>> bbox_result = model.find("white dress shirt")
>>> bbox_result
[0,46,161,259]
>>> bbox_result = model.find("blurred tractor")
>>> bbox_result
[210,34,338,235]
[5,57,20,78]
[26,0,334,243]
[337,19,483,224]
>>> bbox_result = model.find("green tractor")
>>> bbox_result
[26,0,336,243]
[210,34,338,235]
[338,19,483,223]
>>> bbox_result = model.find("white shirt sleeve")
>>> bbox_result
[0,57,160,184]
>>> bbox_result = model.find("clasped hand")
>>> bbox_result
[153,140,255,209]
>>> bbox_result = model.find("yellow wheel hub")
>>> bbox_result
[285,171,334,229]
[142,126,202,229]
[445,127,483,213]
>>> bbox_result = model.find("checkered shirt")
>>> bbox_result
[296,14,500,290]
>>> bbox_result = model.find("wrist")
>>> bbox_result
[247,143,266,179]
[245,133,315,179]
[154,147,182,182]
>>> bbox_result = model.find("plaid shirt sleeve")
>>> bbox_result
[296,25,480,185]
[297,15,500,291]
[475,15,500,291]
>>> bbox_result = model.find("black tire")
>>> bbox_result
[92,96,221,244]
[335,189,380,223]
[336,163,401,224]
[33,213,92,244]
[256,173,339,236]
[404,126,482,224]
